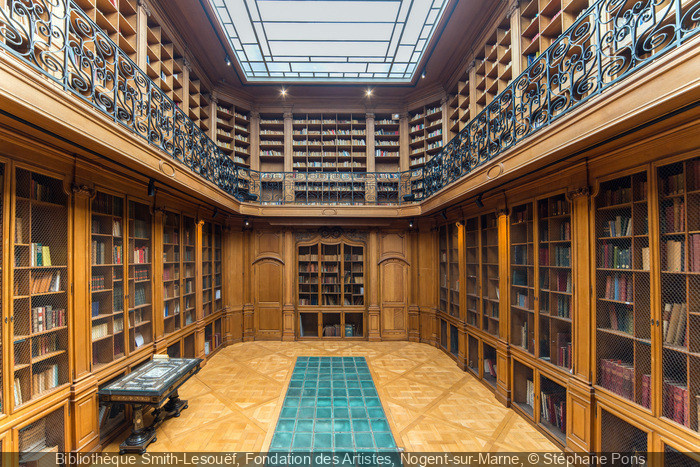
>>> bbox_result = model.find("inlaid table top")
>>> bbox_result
[99,358,202,398]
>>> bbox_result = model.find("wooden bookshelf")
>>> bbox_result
[292,113,367,172]
[183,331,196,358]
[98,372,127,443]
[202,222,213,318]
[0,164,3,416]
[258,113,284,171]
[474,29,499,114]
[539,374,567,442]
[373,114,401,172]
[204,318,222,356]
[467,333,480,375]
[162,211,182,336]
[481,213,500,336]
[217,101,251,167]
[510,202,535,353]
[599,408,648,453]
[17,405,65,465]
[187,73,211,135]
[74,0,138,62]
[297,241,365,338]
[12,168,69,407]
[408,101,443,169]
[448,69,470,136]
[127,200,152,352]
[512,359,535,418]
[213,224,223,313]
[438,225,449,316]
[519,0,592,73]
[465,217,479,327]
[483,342,498,389]
[90,192,126,370]
[182,216,196,327]
[537,194,572,370]
[594,171,651,410]
[656,157,699,432]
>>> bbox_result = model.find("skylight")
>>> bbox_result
[208,0,450,82]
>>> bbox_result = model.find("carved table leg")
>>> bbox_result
[119,405,157,455]
[163,390,188,418]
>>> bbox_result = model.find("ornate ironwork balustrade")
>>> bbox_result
[0,0,697,206]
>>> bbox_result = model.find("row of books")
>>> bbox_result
[132,219,149,238]
[17,417,55,455]
[599,243,631,269]
[93,192,122,216]
[31,270,61,294]
[663,303,687,347]
[662,379,691,428]
[133,246,149,263]
[133,266,149,281]
[30,243,52,267]
[664,240,684,272]
[550,270,572,293]
[541,199,569,217]
[31,334,58,359]
[599,358,634,400]
[660,172,686,196]
[662,198,685,234]
[164,230,179,244]
[164,301,180,317]
[483,358,497,378]
[91,274,108,291]
[514,292,530,309]
[605,304,633,334]
[555,334,572,369]
[132,284,149,307]
[552,295,571,318]
[524,379,535,408]
[92,322,109,340]
[603,215,633,238]
[29,179,55,203]
[35,364,60,395]
[32,307,66,333]
[91,218,122,237]
[300,264,318,273]
[513,245,530,265]
[553,246,571,267]
[541,389,566,432]
[163,267,179,281]
[113,286,123,312]
[604,273,634,302]
[512,208,531,223]
[545,220,571,242]
[513,269,530,287]
[600,186,632,206]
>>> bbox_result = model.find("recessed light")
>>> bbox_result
[225,55,231,66]
[421,69,426,79]
[366,88,373,97]
[280,88,287,97]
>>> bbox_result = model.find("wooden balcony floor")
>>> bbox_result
[103,341,558,452]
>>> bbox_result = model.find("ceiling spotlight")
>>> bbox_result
[476,194,484,208]
[225,55,231,66]
[280,88,287,97]
[409,219,414,229]
[421,69,426,79]
[365,88,373,97]
[244,218,251,228]
[147,178,156,197]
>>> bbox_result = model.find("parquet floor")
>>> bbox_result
[104,341,559,452]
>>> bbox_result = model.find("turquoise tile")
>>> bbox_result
[374,432,397,448]
[302,388,317,397]
[300,397,315,408]
[348,388,362,397]
[333,419,351,432]
[360,381,374,388]
[371,419,390,432]
[352,419,370,432]
[280,407,297,418]
[350,407,367,418]
[271,432,293,449]
[318,380,331,388]
[313,433,332,450]
[317,397,332,407]
[365,397,381,407]
[298,407,315,419]
[283,397,300,407]
[303,380,317,388]
[348,397,364,407]
[362,388,377,397]
[297,419,314,432]
[346,380,360,388]
[314,419,332,432]
[334,433,353,449]
[332,397,348,407]
[289,381,303,388]
[315,408,332,419]
[332,388,346,397]
[318,388,331,397]
[292,432,312,450]
[354,432,374,448]
[276,419,296,432]
[367,408,385,418]
[287,388,302,397]
[333,408,349,419]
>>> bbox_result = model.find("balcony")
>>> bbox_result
[0,0,698,206]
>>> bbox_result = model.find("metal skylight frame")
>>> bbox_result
[208,0,450,82]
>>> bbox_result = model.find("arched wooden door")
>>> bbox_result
[379,258,409,340]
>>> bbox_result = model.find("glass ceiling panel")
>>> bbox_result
[209,0,450,82]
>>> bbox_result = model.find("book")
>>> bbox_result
[641,247,650,270]
[15,217,24,243]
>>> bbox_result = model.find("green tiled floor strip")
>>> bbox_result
[270,356,398,451]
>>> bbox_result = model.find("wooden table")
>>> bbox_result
[98,357,202,454]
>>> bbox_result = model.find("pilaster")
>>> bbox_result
[368,230,381,341]
[282,230,295,340]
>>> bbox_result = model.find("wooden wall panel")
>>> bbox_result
[380,260,409,340]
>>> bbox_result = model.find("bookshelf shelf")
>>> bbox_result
[217,101,250,167]
[202,222,213,318]
[12,168,69,409]
[127,200,152,352]
[374,114,401,173]
[162,211,183,336]
[408,102,443,170]
[90,191,125,369]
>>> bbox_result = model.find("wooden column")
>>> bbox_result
[496,205,511,405]
[468,61,478,121]
[283,110,294,201]
[408,227,420,342]
[136,0,149,71]
[282,230,295,340]
[508,0,523,77]
[366,112,376,172]
[195,219,206,359]
[441,97,449,147]
[243,228,255,341]
[367,229,381,341]
[566,186,594,453]
[69,182,99,452]
[152,208,165,347]
[457,219,468,369]
[225,224,244,343]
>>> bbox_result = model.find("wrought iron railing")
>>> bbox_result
[0,0,698,206]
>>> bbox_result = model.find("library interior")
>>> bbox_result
[0,0,699,462]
